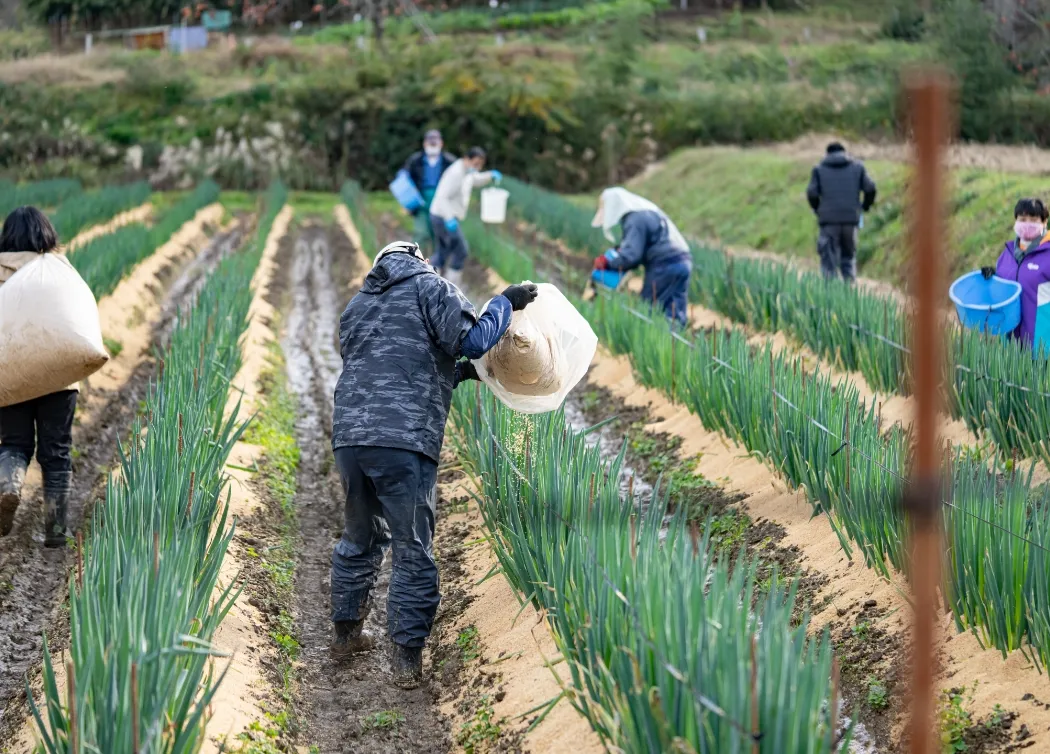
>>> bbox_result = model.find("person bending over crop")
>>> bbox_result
[330,240,537,688]
[981,198,1050,350]
[591,187,693,326]
[0,207,82,545]
[428,146,502,287]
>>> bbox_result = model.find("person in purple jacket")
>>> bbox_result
[983,198,1050,349]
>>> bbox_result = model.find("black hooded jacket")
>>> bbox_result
[333,252,510,461]
[806,151,877,226]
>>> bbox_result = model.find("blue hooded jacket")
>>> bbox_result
[610,210,692,273]
[333,252,511,461]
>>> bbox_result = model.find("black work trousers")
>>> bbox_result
[817,223,858,283]
[330,445,439,648]
[0,389,78,479]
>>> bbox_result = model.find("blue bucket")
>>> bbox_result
[949,270,1022,336]
[592,269,625,290]
[389,170,423,213]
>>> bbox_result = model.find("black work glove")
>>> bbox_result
[455,361,480,386]
[981,266,996,280]
[501,283,539,311]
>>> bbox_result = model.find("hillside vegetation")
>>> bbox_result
[629,146,1049,286]
[2,0,1048,194]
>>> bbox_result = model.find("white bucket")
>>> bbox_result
[480,187,509,224]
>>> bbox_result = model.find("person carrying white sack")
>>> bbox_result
[0,207,89,546]
[428,146,502,287]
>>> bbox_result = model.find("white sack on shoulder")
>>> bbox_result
[0,254,108,407]
[475,283,596,414]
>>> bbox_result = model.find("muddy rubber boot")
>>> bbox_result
[0,454,27,537]
[43,474,72,548]
[391,643,424,689]
[331,619,375,661]
[445,268,464,289]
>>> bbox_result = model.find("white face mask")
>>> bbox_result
[424,144,441,157]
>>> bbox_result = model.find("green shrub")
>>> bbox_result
[880,4,925,42]
[932,0,1018,141]
[0,27,50,60]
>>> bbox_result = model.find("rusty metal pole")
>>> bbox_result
[905,69,950,754]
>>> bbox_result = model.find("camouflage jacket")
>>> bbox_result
[333,252,510,461]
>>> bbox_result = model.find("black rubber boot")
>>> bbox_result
[43,473,72,548]
[391,643,424,689]
[331,619,375,661]
[0,454,27,537]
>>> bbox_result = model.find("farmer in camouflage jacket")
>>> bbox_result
[331,240,537,688]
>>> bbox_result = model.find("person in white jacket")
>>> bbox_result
[0,206,85,546]
[428,146,502,287]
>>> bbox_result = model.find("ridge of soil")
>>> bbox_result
[0,204,229,744]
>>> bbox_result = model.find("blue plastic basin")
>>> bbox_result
[591,269,625,290]
[389,170,423,213]
[949,270,1022,336]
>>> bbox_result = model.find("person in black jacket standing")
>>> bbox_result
[401,130,457,255]
[806,142,877,283]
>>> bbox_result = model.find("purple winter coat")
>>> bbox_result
[995,237,1050,345]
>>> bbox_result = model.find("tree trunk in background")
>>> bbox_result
[369,0,385,44]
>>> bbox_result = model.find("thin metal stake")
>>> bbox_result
[830,655,841,751]
[131,662,140,754]
[844,412,851,494]
[750,634,760,754]
[67,660,78,754]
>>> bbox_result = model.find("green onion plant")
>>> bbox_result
[0,179,82,216]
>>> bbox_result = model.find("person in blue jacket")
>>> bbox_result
[400,130,457,254]
[330,240,537,688]
[591,188,692,326]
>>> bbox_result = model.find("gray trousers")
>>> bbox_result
[330,445,439,647]
[818,224,858,283]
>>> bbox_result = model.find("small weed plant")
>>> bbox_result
[456,695,501,753]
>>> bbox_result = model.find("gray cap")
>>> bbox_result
[424,129,442,143]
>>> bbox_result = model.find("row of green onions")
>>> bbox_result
[50,182,152,243]
[455,210,1050,674]
[499,178,1050,467]
[0,179,82,216]
[449,386,846,753]
[30,182,288,753]
[68,181,220,300]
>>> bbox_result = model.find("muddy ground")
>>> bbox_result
[0,219,243,739]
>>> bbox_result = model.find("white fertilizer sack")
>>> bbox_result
[475,283,596,414]
[0,254,108,407]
